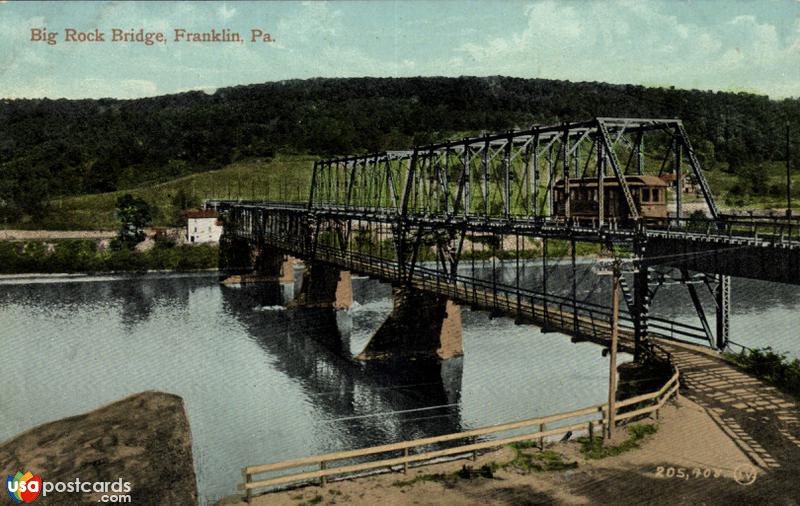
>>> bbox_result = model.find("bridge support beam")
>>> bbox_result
[632,236,651,362]
[647,236,800,285]
[253,250,295,282]
[716,275,730,349]
[219,235,254,275]
[357,287,463,361]
[632,264,650,361]
[292,263,352,309]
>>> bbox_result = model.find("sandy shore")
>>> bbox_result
[218,396,796,505]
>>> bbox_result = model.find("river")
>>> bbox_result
[0,263,797,504]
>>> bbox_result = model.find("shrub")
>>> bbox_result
[20,241,48,272]
[577,423,658,459]
[50,240,99,272]
[0,241,21,273]
[0,240,218,273]
[725,347,800,398]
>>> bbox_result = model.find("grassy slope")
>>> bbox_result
[705,161,800,210]
[31,155,316,230]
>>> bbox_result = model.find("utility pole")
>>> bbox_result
[607,259,620,439]
[787,121,792,217]
[594,255,627,440]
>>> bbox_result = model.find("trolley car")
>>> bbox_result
[553,175,668,224]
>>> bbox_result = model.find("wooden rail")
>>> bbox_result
[239,365,680,501]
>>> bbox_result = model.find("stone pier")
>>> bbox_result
[221,244,296,285]
[291,263,352,309]
[357,287,463,361]
[285,265,461,362]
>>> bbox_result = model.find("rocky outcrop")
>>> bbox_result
[0,391,198,505]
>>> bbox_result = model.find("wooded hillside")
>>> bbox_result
[2,76,798,223]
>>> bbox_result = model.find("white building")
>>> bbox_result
[185,209,223,243]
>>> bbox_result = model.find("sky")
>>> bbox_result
[1,0,800,100]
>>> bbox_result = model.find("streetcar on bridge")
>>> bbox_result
[553,175,669,225]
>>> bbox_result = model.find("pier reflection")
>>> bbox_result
[220,281,464,451]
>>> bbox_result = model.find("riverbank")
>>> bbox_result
[0,270,219,286]
[218,339,800,505]
[218,396,776,505]
[0,239,218,274]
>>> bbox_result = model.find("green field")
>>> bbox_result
[704,161,800,210]
[22,155,316,230]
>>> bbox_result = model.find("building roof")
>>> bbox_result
[185,209,219,219]
[554,175,668,188]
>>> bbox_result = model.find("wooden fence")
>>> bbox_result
[239,366,680,501]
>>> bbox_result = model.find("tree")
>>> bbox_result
[735,164,769,196]
[115,194,151,249]
[686,209,710,232]
[169,188,200,225]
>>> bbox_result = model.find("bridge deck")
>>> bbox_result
[215,201,800,284]
[262,232,708,351]
[663,341,800,471]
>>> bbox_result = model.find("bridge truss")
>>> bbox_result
[212,118,800,358]
[308,118,719,222]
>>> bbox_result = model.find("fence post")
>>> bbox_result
[403,448,409,474]
[588,421,594,442]
[539,423,545,450]
[242,469,252,503]
[320,461,326,487]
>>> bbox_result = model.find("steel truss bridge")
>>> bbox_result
[210,117,800,359]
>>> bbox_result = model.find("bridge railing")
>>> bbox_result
[238,365,680,501]
[366,260,709,344]
[256,227,711,345]
[646,215,800,244]
[214,199,800,250]
[646,316,709,342]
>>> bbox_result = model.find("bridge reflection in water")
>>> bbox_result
[220,279,464,452]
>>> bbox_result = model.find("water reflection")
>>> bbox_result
[0,274,202,329]
[463,258,800,356]
[0,266,796,504]
[220,282,463,449]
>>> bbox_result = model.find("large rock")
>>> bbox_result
[0,391,198,505]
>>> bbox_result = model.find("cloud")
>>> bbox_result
[88,78,159,98]
[1,0,798,99]
[451,0,800,98]
[276,1,342,45]
[217,3,236,21]
[270,1,408,77]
